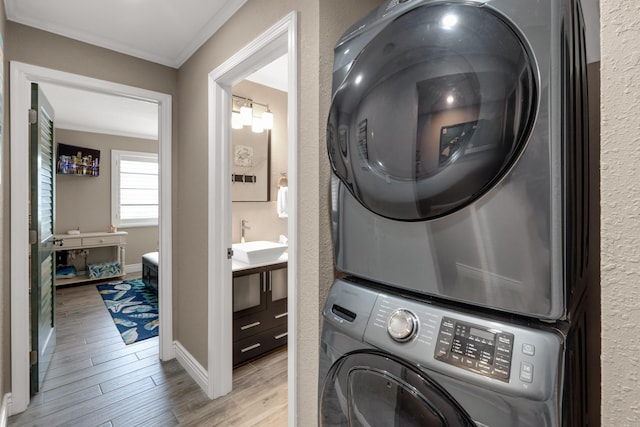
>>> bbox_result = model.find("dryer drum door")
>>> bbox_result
[327,3,537,221]
[320,350,476,427]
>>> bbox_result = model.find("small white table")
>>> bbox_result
[54,231,128,286]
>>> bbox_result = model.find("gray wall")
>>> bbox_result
[55,129,159,266]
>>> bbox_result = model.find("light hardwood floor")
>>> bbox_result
[9,278,288,427]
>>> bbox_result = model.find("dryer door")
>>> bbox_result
[320,350,476,427]
[327,3,537,221]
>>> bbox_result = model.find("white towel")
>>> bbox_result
[277,186,288,218]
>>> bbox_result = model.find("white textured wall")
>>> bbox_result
[601,0,640,425]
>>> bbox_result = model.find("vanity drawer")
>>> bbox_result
[233,312,269,341]
[269,308,288,329]
[58,238,82,249]
[82,235,124,246]
[233,308,287,341]
[233,324,287,366]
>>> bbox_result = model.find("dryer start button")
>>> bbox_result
[387,309,418,342]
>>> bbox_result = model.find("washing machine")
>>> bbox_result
[319,278,588,427]
[327,0,593,320]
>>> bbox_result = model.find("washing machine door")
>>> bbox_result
[327,3,537,221]
[320,350,475,427]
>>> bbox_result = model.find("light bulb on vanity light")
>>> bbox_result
[252,117,264,133]
[240,105,253,126]
[262,110,274,130]
[231,111,243,129]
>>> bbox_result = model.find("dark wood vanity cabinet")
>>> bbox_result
[232,262,288,366]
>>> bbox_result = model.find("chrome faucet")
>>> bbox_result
[241,219,251,243]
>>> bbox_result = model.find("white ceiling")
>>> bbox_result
[5,0,248,68]
[246,54,289,93]
[38,83,161,140]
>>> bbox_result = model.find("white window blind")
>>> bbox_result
[111,150,158,228]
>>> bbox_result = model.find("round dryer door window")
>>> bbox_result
[327,3,537,221]
[320,351,476,427]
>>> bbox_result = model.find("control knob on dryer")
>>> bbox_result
[387,309,418,342]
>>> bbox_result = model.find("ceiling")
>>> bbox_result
[6,0,288,140]
[38,82,162,140]
[5,0,248,68]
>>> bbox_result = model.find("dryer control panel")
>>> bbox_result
[434,317,514,382]
[343,277,563,400]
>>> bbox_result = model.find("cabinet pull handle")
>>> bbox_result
[274,332,288,340]
[269,271,272,292]
[274,312,288,319]
[240,321,261,331]
[241,343,261,353]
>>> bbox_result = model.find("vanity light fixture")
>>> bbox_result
[232,95,274,133]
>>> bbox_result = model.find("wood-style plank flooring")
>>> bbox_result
[9,278,288,426]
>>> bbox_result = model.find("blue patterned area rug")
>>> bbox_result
[97,278,158,345]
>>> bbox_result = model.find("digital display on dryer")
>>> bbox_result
[470,327,494,342]
[435,317,514,382]
[451,324,496,365]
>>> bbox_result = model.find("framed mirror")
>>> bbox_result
[231,128,271,202]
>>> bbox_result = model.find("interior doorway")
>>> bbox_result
[206,11,298,424]
[9,61,174,415]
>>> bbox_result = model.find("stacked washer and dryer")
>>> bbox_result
[320,0,598,426]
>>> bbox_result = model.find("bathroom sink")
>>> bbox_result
[232,241,287,265]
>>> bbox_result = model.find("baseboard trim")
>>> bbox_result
[125,263,142,274]
[1,393,10,427]
[174,341,209,394]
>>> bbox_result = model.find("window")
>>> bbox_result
[111,150,158,228]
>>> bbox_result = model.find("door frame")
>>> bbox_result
[9,61,174,415]
[206,11,297,423]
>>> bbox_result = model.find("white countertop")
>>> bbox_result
[232,252,288,272]
[54,230,128,238]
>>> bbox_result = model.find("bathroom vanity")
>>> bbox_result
[232,254,288,366]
